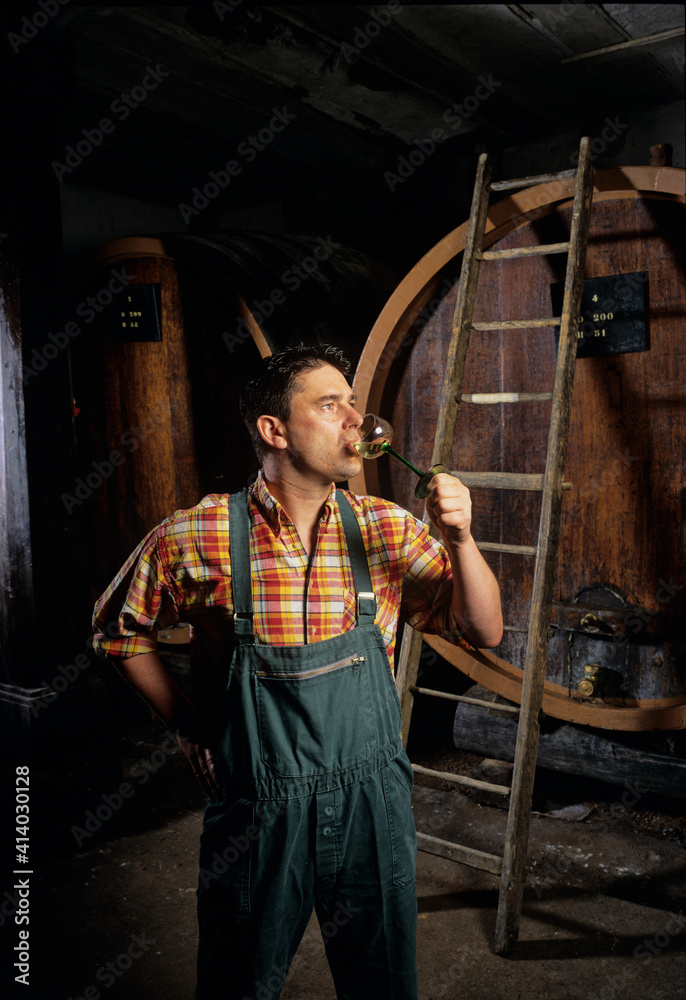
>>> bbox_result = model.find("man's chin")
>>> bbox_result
[333,455,363,482]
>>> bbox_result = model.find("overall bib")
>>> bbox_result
[196,490,418,1000]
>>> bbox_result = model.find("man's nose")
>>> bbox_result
[346,404,363,427]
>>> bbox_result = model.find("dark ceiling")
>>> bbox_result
[6,4,684,199]
[2,4,684,269]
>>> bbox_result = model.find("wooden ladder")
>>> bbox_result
[396,136,595,955]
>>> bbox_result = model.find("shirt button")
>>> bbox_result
[324,805,334,817]
[311,627,317,634]
[323,826,333,837]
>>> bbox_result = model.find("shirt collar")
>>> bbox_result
[251,470,338,535]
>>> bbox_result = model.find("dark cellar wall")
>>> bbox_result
[60,96,684,272]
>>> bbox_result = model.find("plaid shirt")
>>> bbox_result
[93,472,469,712]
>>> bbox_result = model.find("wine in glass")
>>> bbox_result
[353,414,447,499]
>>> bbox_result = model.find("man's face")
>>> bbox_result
[281,363,364,484]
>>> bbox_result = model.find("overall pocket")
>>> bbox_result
[254,650,377,777]
[381,757,417,887]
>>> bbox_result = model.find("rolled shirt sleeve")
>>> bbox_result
[397,511,471,650]
[92,524,179,659]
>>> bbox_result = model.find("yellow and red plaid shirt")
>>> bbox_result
[93,473,470,711]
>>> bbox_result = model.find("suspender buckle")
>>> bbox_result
[233,611,254,639]
[357,591,376,618]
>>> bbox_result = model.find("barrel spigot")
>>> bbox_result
[577,663,602,698]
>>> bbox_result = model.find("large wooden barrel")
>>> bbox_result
[68,234,396,598]
[350,166,686,731]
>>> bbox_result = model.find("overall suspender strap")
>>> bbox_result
[228,488,377,640]
[229,490,254,645]
[336,491,377,625]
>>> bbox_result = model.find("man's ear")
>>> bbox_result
[256,415,288,451]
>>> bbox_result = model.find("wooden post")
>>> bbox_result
[0,261,35,656]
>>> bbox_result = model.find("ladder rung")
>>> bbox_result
[476,242,569,260]
[461,392,553,403]
[470,318,561,330]
[490,168,577,191]
[412,762,512,796]
[450,471,572,492]
[411,686,520,717]
[476,541,537,555]
[503,624,528,634]
[417,831,504,876]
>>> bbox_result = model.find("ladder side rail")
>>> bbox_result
[397,625,425,748]
[399,152,492,744]
[431,153,492,469]
[494,137,595,955]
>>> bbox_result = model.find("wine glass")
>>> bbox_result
[353,414,447,499]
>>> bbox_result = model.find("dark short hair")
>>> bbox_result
[239,343,351,460]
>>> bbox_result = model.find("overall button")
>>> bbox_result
[315,793,338,883]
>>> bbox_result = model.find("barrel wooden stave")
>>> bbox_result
[71,254,205,596]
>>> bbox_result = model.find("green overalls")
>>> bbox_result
[195,489,418,1000]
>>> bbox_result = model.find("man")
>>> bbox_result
[93,343,502,1000]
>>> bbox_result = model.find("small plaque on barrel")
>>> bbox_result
[551,271,648,358]
[111,284,162,342]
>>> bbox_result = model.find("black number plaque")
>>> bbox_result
[110,284,162,342]
[551,271,648,358]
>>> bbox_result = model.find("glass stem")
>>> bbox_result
[382,443,424,478]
